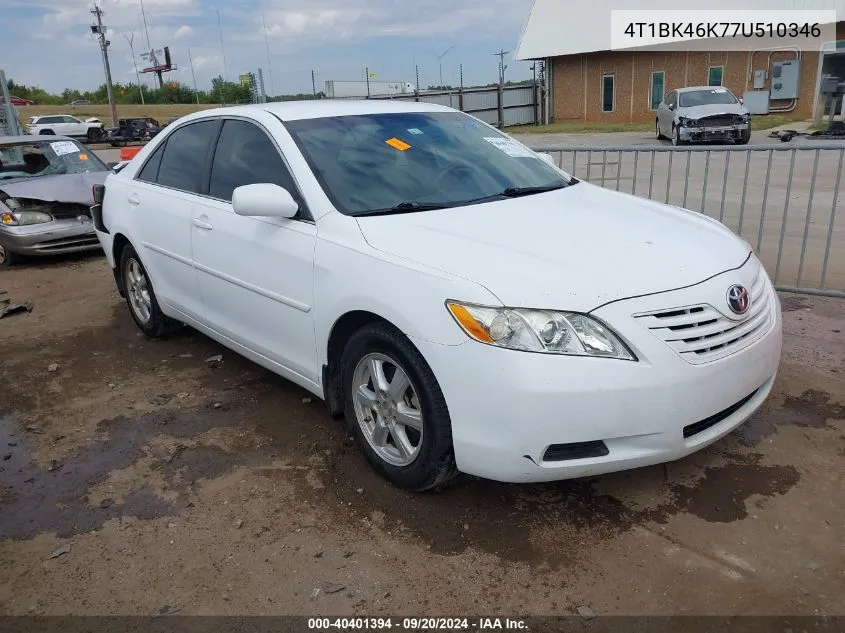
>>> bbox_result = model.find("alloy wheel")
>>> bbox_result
[124,258,152,324]
[352,352,424,467]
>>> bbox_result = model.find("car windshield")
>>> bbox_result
[679,89,738,107]
[284,111,574,215]
[0,140,109,181]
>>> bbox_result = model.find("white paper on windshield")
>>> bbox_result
[484,137,535,158]
[50,141,80,156]
[407,128,424,135]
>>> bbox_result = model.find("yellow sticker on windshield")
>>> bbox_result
[385,137,411,151]
[78,153,89,160]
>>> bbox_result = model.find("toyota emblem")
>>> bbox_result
[727,285,751,315]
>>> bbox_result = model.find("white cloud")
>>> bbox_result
[174,24,194,38]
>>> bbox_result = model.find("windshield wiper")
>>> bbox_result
[355,201,450,217]
[500,182,570,198]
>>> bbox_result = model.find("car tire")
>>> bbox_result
[0,243,20,267]
[340,322,458,492]
[118,244,179,338]
[672,124,686,146]
[39,129,55,135]
[86,128,101,143]
[655,119,665,140]
[736,126,751,145]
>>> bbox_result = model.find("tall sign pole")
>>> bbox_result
[91,4,118,127]
[262,13,274,98]
[124,31,145,105]
[188,48,200,104]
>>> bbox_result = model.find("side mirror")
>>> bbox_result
[668,103,675,111]
[538,153,556,167]
[106,162,118,169]
[738,98,744,105]
[232,183,299,219]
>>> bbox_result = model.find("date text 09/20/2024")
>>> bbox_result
[308,617,529,630]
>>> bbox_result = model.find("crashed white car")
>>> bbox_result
[26,115,103,141]
[91,101,782,491]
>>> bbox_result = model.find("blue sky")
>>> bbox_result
[1,0,535,95]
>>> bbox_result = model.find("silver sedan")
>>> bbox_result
[0,135,111,266]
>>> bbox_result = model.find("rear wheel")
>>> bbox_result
[119,244,179,338]
[0,243,20,267]
[341,323,458,492]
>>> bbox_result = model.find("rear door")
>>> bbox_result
[124,118,219,319]
[190,115,318,381]
[62,116,85,136]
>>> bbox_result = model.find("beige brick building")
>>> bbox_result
[515,1,845,124]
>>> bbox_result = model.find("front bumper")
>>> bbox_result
[413,257,782,483]
[679,123,749,142]
[0,218,102,257]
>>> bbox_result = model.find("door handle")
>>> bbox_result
[192,218,214,230]
[127,193,140,206]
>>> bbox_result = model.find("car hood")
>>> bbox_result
[677,103,748,119]
[355,182,750,312]
[0,171,109,206]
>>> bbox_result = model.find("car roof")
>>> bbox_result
[174,99,454,125]
[0,134,77,145]
[676,86,735,93]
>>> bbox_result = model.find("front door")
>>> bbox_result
[190,117,318,382]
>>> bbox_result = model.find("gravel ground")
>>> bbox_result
[0,255,843,616]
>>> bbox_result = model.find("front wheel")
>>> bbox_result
[341,323,458,492]
[736,126,751,145]
[0,242,20,267]
[119,244,179,338]
[672,125,686,146]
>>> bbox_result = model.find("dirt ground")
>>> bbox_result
[0,254,843,617]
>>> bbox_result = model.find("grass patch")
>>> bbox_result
[509,115,809,135]
[17,103,216,123]
[509,122,654,134]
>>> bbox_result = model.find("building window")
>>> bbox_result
[602,74,615,113]
[708,66,724,86]
[650,71,665,110]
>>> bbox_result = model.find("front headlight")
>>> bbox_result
[678,117,698,127]
[446,301,636,360]
[1,210,53,226]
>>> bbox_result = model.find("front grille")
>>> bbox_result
[698,114,742,127]
[36,235,100,251]
[49,205,91,220]
[683,388,759,438]
[634,266,774,365]
[543,441,609,462]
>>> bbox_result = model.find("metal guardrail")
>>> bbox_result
[536,143,845,299]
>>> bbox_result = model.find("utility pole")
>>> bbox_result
[311,70,317,97]
[262,13,274,98]
[188,48,200,104]
[217,9,229,82]
[493,49,510,85]
[366,67,370,98]
[415,64,420,102]
[124,31,145,105]
[91,4,118,127]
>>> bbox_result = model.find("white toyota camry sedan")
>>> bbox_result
[91,100,782,491]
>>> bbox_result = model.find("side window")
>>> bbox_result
[208,119,302,206]
[40,117,58,124]
[649,71,664,110]
[602,74,615,113]
[156,120,217,193]
[137,141,167,183]
[63,116,80,123]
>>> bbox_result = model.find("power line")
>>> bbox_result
[262,13,274,98]
[217,9,228,82]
